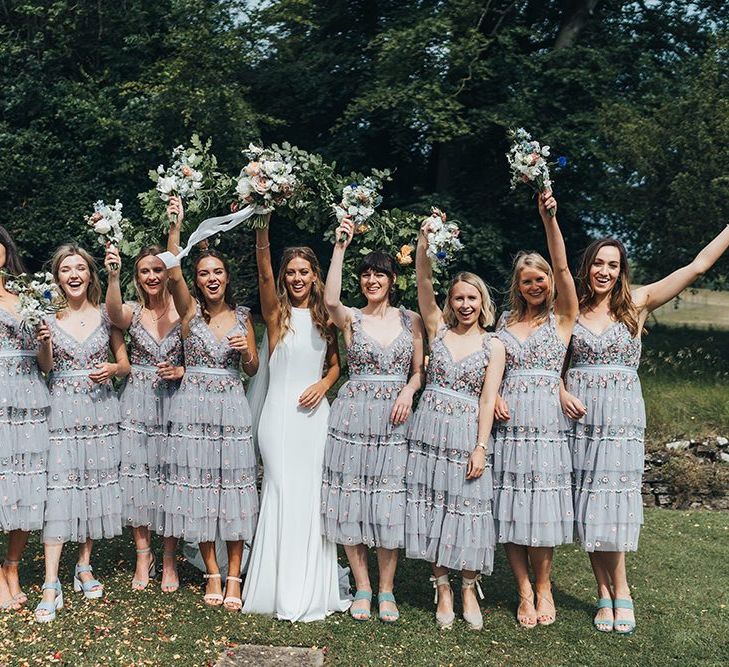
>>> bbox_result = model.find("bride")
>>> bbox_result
[242,217,351,621]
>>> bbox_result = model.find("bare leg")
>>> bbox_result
[376,547,399,617]
[602,551,634,631]
[161,536,180,592]
[589,551,615,630]
[432,563,454,620]
[3,530,29,603]
[224,540,243,611]
[504,543,536,627]
[131,526,153,590]
[37,542,64,615]
[344,543,371,619]
[0,567,19,610]
[529,546,556,625]
[77,539,102,593]
[199,541,222,605]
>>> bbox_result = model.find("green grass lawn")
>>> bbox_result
[1,509,728,667]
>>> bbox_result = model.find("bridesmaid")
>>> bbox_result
[36,244,129,622]
[104,245,184,592]
[491,191,578,628]
[0,226,51,611]
[560,226,729,635]
[159,196,258,610]
[321,216,425,623]
[405,211,505,630]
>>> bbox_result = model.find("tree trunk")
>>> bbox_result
[554,0,602,50]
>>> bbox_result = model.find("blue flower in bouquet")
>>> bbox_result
[557,156,568,168]
[43,290,52,300]
[436,250,448,261]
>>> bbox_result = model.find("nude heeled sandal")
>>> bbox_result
[461,575,485,630]
[430,574,455,629]
[223,576,243,612]
[202,572,223,607]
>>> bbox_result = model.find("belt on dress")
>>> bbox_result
[348,373,408,383]
[131,364,161,373]
[50,369,94,379]
[185,366,240,377]
[571,363,637,374]
[423,384,479,405]
[0,350,37,359]
[505,369,561,380]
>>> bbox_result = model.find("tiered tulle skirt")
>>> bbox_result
[405,386,495,573]
[565,365,645,552]
[156,370,258,544]
[44,373,123,543]
[118,366,178,529]
[321,377,409,549]
[492,371,574,547]
[0,354,50,532]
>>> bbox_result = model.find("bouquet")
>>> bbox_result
[506,128,567,216]
[426,208,463,265]
[84,200,130,270]
[234,144,299,229]
[3,271,64,332]
[332,177,384,243]
[155,144,205,202]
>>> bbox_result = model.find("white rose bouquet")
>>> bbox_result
[506,128,567,216]
[426,208,463,265]
[3,271,64,332]
[332,177,384,243]
[156,144,204,202]
[85,200,130,270]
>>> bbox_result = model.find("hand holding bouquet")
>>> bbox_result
[85,200,130,271]
[332,177,384,243]
[421,208,463,265]
[3,271,64,332]
[506,128,567,216]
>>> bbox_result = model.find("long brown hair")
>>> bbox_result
[133,245,168,309]
[51,244,102,307]
[576,238,641,337]
[0,225,27,280]
[276,246,330,342]
[506,251,554,326]
[442,271,495,329]
[193,250,236,322]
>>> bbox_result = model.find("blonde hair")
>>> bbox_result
[506,251,554,326]
[51,244,102,307]
[133,245,168,309]
[442,271,495,329]
[276,247,331,342]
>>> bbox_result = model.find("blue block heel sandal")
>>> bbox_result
[613,598,636,635]
[34,581,63,623]
[377,592,400,623]
[73,564,104,599]
[593,598,614,633]
[349,590,372,621]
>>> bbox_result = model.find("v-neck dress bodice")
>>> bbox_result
[564,319,645,552]
[405,324,496,573]
[491,311,573,547]
[322,307,414,549]
[119,302,184,529]
[156,305,258,543]
[44,308,123,543]
[0,307,50,532]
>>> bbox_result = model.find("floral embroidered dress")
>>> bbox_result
[119,302,183,529]
[156,305,258,544]
[321,307,414,550]
[492,311,573,547]
[405,325,495,573]
[0,308,50,532]
[44,309,123,543]
[564,319,644,552]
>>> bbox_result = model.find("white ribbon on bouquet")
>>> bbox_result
[156,203,270,268]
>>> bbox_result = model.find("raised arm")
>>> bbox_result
[104,246,134,330]
[416,214,443,340]
[538,191,578,327]
[323,217,354,335]
[254,216,280,334]
[634,224,729,314]
[467,338,506,480]
[165,196,196,326]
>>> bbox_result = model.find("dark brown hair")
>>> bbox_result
[193,250,236,322]
[358,251,399,304]
[0,225,27,279]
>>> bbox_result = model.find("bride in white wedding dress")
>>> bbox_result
[242,220,351,621]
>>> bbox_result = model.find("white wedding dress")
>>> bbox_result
[242,307,351,621]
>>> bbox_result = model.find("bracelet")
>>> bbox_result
[475,441,488,451]
[255,243,271,250]
[243,352,254,365]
